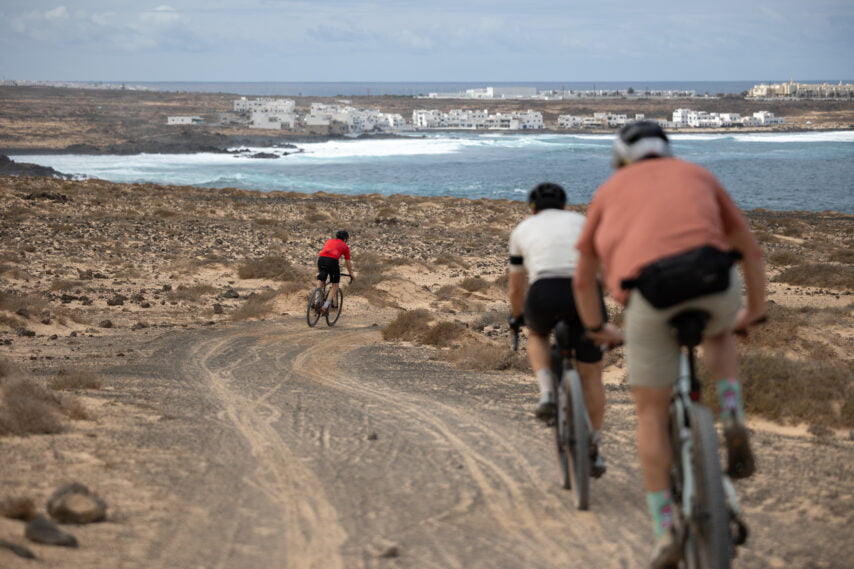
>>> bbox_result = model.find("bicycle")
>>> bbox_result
[306,274,351,327]
[512,320,600,510]
[666,309,748,569]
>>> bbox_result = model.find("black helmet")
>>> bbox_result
[612,120,672,168]
[335,230,349,241]
[528,182,567,211]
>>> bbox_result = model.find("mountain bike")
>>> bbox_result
[306,274,351,327]
[512,320,600,510]
[667,309,748,569]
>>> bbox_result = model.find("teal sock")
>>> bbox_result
[716,378,745,422]
[646,490,674,537]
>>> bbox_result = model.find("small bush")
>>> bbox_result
[169,284,218,302]
[768,250,801,266]
[460,277,490,292]
[0,379,66,436]
[774,263,854,289]
[447,342,528,371]
[238,256,304,281]
[230,290,279,321]
[382,309,431,341]
[422,321,467,347]
[435,285,459,299]
[48,369,102,391]
[0,496,37,521]
[829,248,854,264]
[493,272,509,289]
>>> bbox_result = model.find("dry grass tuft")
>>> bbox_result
[382,309,431,342]
[767,250,801,266]
[422,321,468,347]
[459,277,490,293]
[446,342,528,371]
[0,496,37,521]
[168,284,218,302]
[229,289,279,321]
[774,263,854,289]
[238,256,305,281]
[48,369,102,391]
[0,378,67,436]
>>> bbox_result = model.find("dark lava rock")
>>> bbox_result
[25,515,78,547]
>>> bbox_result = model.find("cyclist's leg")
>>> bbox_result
[575,360,605,430]
[523,280,560,420]
[321,259,341,310]
[625,290,682,564]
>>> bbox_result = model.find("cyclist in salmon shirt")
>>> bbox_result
[316,230,355,314]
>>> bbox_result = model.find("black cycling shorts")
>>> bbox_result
[316,256,341,284]
[523,278,607,364]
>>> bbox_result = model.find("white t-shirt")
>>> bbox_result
[508,208,586,283]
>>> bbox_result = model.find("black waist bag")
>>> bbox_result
[621,246,742,309]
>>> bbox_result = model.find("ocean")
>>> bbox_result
[11,131,854,214]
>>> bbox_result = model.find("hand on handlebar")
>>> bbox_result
[585,322,624,350]
[507,314,525,333]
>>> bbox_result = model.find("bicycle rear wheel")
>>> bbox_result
[306,288,323,327]
[566,369,590,510]
[684,405,732,569]
[325,288,343,326]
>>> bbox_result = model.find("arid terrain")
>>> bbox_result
[0,86,853,568]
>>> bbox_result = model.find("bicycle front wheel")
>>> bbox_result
[684,404,732,569]
[555,373,571,490]
[325,288,343,326]
[566,369,591,510]
[306,288,323,327]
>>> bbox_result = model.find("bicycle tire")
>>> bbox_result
[325,288,343,326]
[306,288,323,327]
[555,374,571,490]
[566,369,590,510]
[684,404,732,569]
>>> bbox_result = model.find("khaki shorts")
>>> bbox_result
[624,268,742,388]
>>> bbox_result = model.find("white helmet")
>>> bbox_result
[611,120,672,168]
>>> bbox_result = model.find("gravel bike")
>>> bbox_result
[667,309,748,569]
[306,274,351,327]
[512,320,601,510]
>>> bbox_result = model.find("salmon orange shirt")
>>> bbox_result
[576,157,748,305]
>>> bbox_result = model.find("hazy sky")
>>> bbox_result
[2,1,852,83]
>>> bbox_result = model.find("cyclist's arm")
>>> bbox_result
[508,270,526,318]
[728,226,766,330]
[574,251,622,342]
[344,258,354,279]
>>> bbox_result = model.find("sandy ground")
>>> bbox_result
[0,173,852,568]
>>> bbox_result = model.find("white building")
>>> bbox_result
[234,97,295,114]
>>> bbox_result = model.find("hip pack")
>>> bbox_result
[621,246,741,309]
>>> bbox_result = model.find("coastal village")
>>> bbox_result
[164,80,851,135]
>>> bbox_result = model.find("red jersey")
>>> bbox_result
[318,238,351,260]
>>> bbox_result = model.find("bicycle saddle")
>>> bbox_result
[668,309,711,348]
[554,321,572,349]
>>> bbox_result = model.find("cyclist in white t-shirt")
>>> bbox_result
[508,182,609,477]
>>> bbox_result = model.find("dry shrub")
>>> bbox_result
[829,248,854,264]
[0,291,49,316]
[460,277,490,292]
[768,250,801,266]
[0,379,66,436]
[169,284,218,302]
[447,342,528,371]
[230,289,278,321]
[493,271,509,289]
[435,284,459,299]
[50,279,85,291]
[48,369,102,391]
[346,252,388,296]
[731,352,853,429]
[774,263,854,289]
[0,496,37,521]
[433,253,467,268]
[382,309,431,341]
[153,208,178,218]
[422,321,467,347]
[238,256,304,281]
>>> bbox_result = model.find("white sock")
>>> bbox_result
[323,299,331,309]
[535,369,553,395]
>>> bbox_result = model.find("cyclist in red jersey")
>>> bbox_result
[316,230,355,314]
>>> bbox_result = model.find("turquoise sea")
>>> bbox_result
[12,131,854,214]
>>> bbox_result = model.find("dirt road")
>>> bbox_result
[4,309,851,569]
